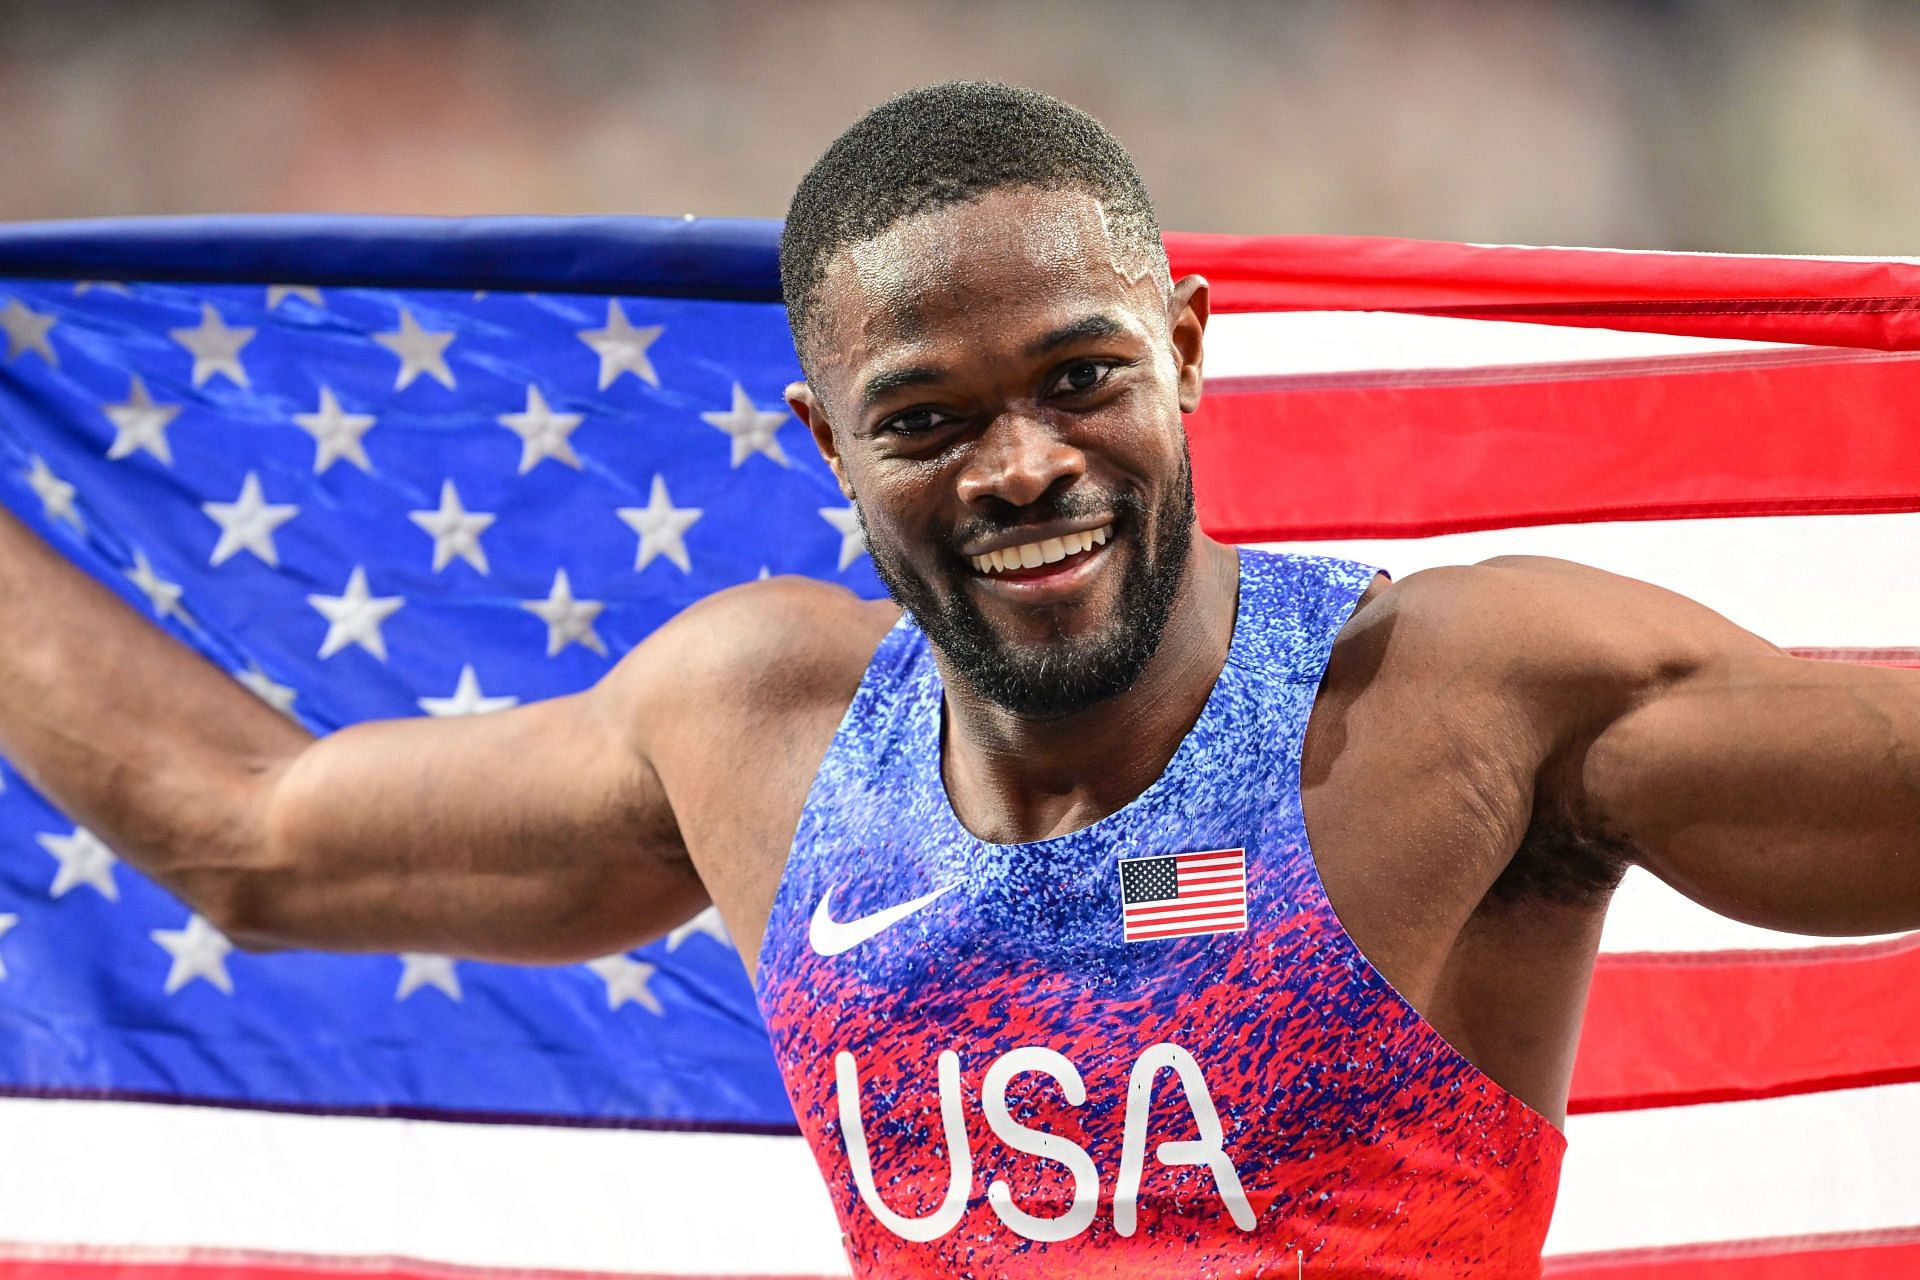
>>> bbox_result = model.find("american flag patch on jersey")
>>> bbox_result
[1117,848,1248,942]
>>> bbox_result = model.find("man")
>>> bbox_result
[2,82,1916,1277]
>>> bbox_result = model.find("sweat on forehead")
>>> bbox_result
[826,190,1159,337]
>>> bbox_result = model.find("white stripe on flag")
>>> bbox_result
[1260,508,1920,649]
[14,1078,1920,1269]
[0,1097,845,1276]
[1545,1081,1920,1256]
[1602,865,1916,955]
[1203,310,1805,382]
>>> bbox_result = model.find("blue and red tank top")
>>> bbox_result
[755,548,1564,1278]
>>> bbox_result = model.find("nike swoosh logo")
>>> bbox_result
[808,884,952,957]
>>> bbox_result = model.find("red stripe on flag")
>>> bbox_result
[1789,646,1920,668]
[1571,936,1920,1113]
[1164,232,1920,350]
[1187,355,1920,542]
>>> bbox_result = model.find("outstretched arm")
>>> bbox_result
[0,504,704,963]
[1470,555,1920,936]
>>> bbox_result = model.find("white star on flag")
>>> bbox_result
[396,953,463,1002]
[36,825,120,900]
[266,285,324,309]
[25,455,82,532]
[418,665,519,717]
[586,953,663,1014]
[499,385,584,474]
[73,281,129,297]
[523,569,606,657]
[126,548,186,620]
[0,914,16,980]
[408,480,495,573]
[169,302,255,389]
[667,905,731,951]
[293,386,377,474]
[375,307,457,390]
[237,661,297,716]
[151,914,235,995]
[578,300,664,389]
[617,474,702,572]
[103,374,183,465]
[1,298,57,364]
[203,472,298,567]
[309,566,404,660]
[701,383,791,468]
[819,504,867,571]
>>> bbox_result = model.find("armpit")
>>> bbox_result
[1488,815,1632,908]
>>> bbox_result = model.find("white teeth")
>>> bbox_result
[969,524,1114,575]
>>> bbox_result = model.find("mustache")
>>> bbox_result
[944,489,1140,557]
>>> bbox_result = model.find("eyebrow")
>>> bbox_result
[1026,313,1128,356]
[859,365,944,409]
[855,314,1131,411]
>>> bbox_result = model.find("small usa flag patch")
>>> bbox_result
[1117,848,1248,942]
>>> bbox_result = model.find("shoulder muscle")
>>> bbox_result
[602,575,899,758]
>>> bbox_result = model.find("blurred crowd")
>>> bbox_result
[1,0,1915,254]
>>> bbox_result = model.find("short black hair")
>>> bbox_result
[780,81,1166,370]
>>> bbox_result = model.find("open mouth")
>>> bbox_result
[967,524,1112,578]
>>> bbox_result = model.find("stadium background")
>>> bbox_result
[3,0,1917,254]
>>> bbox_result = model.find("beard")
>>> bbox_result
[859,446,1197,719]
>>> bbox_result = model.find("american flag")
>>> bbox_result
[1118,848,1248,942]
[1,218,1919,1279]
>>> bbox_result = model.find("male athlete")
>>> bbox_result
[4,83,1919,1278]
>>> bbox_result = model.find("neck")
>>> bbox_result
[938,535,1241,844]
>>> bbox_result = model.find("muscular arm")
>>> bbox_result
[1461,555,1920,936]
[0,505,863,963]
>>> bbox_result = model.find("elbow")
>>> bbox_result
[167,859,300,954]
[207,884,300,954]
[173,769,307,954]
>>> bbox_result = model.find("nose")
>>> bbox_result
[955,411,1086,511]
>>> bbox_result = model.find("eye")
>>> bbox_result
[1049,358,1117,396]
[878,406,953,436]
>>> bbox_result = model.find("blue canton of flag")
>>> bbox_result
[0,216,881,1132]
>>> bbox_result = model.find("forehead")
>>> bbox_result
[810,187,1162,395]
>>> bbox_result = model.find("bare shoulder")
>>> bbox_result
[1337,554,1779,741]
[612,575,900,732]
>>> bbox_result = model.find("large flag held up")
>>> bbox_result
[1,217,1919,1278]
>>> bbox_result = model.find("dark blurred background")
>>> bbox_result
[1,0,1914,253]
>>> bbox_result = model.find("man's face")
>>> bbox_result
[791,187,1208,718]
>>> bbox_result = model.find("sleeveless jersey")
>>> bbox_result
[755,549,1565,1278]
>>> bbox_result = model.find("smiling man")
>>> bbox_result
[6,81,1920,1278]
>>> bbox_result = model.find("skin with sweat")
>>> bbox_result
[5,186,1920,1137]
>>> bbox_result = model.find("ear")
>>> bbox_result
[1169,274,1210,415]
[787,380,854,499]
